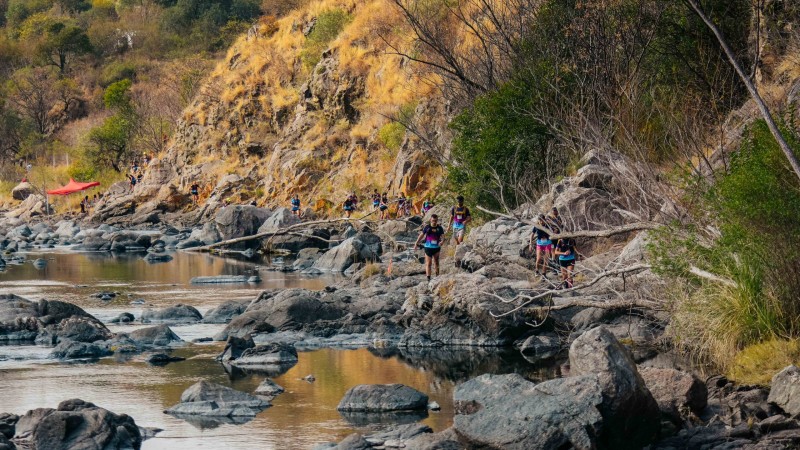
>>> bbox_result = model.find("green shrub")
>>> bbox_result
[378,122,404,152]
[100,61,137,87]
[300,9,351,69]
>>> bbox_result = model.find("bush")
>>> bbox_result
[728,339,800,386]
[100,60,137,87]
[377,122,404,152]
[300,9,351,69]
[663,120,800,368]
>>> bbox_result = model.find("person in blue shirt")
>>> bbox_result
[529,216,553,277]
[554,237,578,289]
[290,195,301,216]
[414,214,446,281]
[449,196,472,245]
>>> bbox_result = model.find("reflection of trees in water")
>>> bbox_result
[368,346,563,383]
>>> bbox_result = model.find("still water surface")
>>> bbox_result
[0,251,552,449]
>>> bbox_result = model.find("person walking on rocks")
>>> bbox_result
[414,214,445,282]
[372,190,381,211]
[190,181,200,204]
[530,215,553,277]
[422,199,434,214]
[379,193,389,220]
[554,236,578,289]
[343,195,355,218]
[449,196,472,245]
[291,195,301,216]
[128,173,137,191]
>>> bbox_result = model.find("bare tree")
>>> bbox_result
[6,67,61,135]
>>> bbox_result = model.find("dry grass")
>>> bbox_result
[728,339,800,386]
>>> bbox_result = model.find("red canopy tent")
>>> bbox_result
[47,178,100,196]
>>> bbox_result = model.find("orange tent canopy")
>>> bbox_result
[47,178,100,196]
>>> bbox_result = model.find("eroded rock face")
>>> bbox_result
[337,384,429,412]
[569,326,661,448]
[12,399,141,450]
[452,373,604,450]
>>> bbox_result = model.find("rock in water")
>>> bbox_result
[337,384,429,412]
[13,399,141,450]
[147,353,186,365]
[452,373,603,449]
[50,340,112,359]
[190,275,257,284]
[569,326,661,448]
[229,343,298,367]
[141,304,203,324]
[769,365,800,416]
[217,335,255,362]
[202,301,248,324]
[127,325,183,347]
[165,380,270,418]
[254,379,285,397]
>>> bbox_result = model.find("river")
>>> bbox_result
[0,251,556,449]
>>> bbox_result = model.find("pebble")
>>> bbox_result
[303,374,316,382]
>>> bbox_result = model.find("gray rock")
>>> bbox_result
[13,399,141,450]
[214,206,272,248]
[292,248,321,271]
[0,295,111,344]
[254,379,285,397]
[217,335,255,362]
[569,326,661,448]
[109,312,135,324]
[258,207,301,233]
[190,275,258,284]
[11,181,33,201]
[143,253,173,263]
[202,300,248,324]
[0,413,18,439]
[519,333,561,360]
[147,353,186,365]
[141,304,203,324]
[229,343,298,367]
[165,381,270,418]
[640,367,708,422]
[128,325,183,347]
[453,373,604,449]
[769,365,800,416]
[312,232,382,272]
[337,384,429,412]
[50,340,113,359]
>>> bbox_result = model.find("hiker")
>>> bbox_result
[547,207,564,234]
[129,173,137,190]
[136,172,143,183]
[397,194,407,218]
[422,199,434,214]
[372,190,381,211]
[343,195,355,218]
[449,195,472,245]
[83,195,91,213]
[554,236,578,289]
[291,195,301,216]
[379,193,389,220]
[143,153,152,166]
[190,181,199,204]
[529,215,553,277]
[414,214,446,282]
[131,161,139,173]
[79,196,86,214]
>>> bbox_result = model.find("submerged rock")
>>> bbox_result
[190,275,261,284]
[147,353,186,365]
[229,343,298,367]
[254,379,285,397]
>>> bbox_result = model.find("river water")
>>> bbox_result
[0,251,555,449]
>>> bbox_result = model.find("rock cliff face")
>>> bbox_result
[128,0,450,221]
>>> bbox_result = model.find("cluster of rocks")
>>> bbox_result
[0,294,185,361]
[0,399,147,450]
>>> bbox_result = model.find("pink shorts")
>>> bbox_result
[536,244,552,253]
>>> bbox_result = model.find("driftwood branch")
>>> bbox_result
[475,205,659,239]
[689,265,736,287]
[484,263,652,318]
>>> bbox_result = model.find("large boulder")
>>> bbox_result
[13,399,141,450]
[0,295,111,344]
[11,181,33,201]
[569,326,661,448]
[141,304,203,324]
[246,289,345,330]
[50,340,113,359]
[452,373,604,449]
[312,232,382,272]
[217,335,256,362]
[337,385,429,412]
[769,365,800,416]
[214,311,275,341]
[164,381,270,418]
[214,206,271,248]
[257,207,301,232]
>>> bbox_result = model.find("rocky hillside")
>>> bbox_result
[131,0,450,219]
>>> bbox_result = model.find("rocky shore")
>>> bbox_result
[2,151,798,448]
